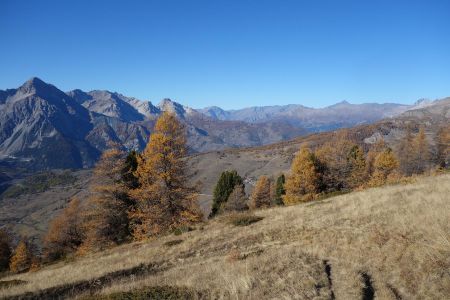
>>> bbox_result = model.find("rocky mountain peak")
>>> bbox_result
[67,89,92,103]
[328,100,351,108]
[15,77,82,112]
[23,76,46,87]
[412,98,434,108]
[19,77,54,95]
[158,98,188,117]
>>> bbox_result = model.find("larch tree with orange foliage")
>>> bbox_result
[249,175,272,209]
[315,131,357,191]
[283,147,322,204]
[347,145,367,189]
[397,125,416,176]
[130,112,202,240]
[81,146,132,251]
[9,240,33,273]
[365,138,387,177]
[369,148,399,186]
[413,127,431,174]
[43,198,84,261]
[436,125,450,168]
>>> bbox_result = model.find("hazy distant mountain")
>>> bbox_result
[66,89,306,152]
[400,97,450,121]
[199,100,414,132]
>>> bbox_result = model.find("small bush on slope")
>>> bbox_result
[82,286,203,300]
[228,212,263,226]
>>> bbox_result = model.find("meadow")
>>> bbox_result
[1,174,448,299]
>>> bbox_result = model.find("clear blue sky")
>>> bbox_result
[1,0,450,109]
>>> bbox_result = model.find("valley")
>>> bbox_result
[1,95,448,243]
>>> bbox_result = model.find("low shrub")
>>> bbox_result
[83,285,201,300]
[0,279,27,290]
[172,226,194,236]
[228,212,263,227]
[164,239,183,247]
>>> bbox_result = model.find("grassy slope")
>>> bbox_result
[1,174,449,299]
[0,170,91,240]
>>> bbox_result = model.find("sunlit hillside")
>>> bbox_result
[1,174,449,299]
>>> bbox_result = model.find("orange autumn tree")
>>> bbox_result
[130,112,202,240]
[397,126,431,175]
[347,145,367,189]
[249,175,271,209]
[365,138,387,178]
[397,125,416,175]
[9,240,34,273]
[436,125,450,168]
[283,147,322,204]
[81,146,132,251]
[413,127,431,174]
[43,198,84,261]
[369,148,399,186]
[315,131,355,191]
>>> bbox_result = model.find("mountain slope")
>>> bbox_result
[0,78,97,169]
[0,78,305,169]
[0,78,150,169]
[1,174,448,299]
[67,89,161,121]
[67,90,306,152]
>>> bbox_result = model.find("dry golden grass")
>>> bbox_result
[1,174,449,299]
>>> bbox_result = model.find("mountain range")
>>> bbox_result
[0,77,441,170]
[200,101,409,131]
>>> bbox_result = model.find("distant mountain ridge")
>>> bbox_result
[0,77,444,170]
[0,78,150,169]
[0,78,305,169]
[199,100,415,131]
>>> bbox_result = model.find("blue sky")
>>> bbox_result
[1,0,450,109]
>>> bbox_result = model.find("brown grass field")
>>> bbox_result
[0,174,449,299]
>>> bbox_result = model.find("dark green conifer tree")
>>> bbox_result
[274,174,286,205]
[209,170,243,217]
